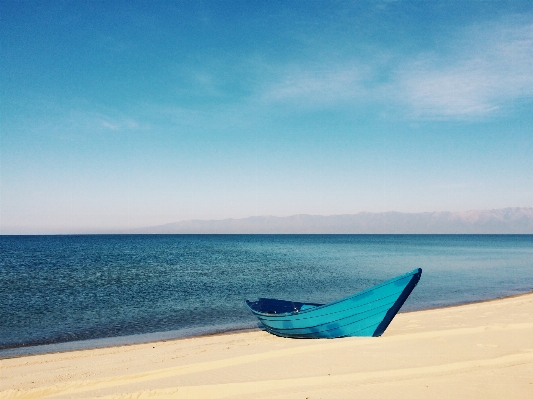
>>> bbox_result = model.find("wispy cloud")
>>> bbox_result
[393,20,533,119]
[257,18,533,120]
[100,117,139,131]
[261,65,369,107]
[9,102,145,140]
[54,110,143,137]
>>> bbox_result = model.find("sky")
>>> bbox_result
[1,0,532,233]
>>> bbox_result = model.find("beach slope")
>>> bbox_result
[2,293,532,398]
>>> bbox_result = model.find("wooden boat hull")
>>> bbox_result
[245,268,422,338]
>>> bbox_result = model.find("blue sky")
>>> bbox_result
[1,1,532,233]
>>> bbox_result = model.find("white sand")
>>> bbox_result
[2,293,532,398]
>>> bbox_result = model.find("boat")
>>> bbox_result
[245,268,422,338]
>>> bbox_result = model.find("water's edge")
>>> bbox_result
[2,290,531,360]
[3,235,532,358]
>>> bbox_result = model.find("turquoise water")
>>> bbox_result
[1,235,532,356]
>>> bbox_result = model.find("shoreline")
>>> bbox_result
[403,289,533,312]
[2,289,532,360]
[2,290,532,398]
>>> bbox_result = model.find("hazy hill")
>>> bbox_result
[134,207,533,234]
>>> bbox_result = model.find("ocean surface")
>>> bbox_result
[1,234,532,357]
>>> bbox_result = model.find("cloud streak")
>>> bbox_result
[261,65,370,107]
[396,20,533,118]
[257,18,533,119]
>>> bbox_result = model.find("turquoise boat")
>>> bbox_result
[245,268,422,338]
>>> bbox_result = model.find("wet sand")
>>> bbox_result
[2,292,532,398]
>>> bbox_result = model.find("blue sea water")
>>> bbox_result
[1,234,532,357]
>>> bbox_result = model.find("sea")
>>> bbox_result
[1,234,532,358]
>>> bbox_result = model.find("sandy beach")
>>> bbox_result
[2,293,532,399]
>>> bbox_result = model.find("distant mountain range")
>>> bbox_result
[134,207,533,234]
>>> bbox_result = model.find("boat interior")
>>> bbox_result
[246,298,324,315]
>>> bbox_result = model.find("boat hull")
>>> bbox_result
[246,268,422,338]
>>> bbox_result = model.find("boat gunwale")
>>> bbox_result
[246,268,421,318]
[254,290,402,325]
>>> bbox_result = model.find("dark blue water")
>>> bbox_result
[1,235,532,356]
